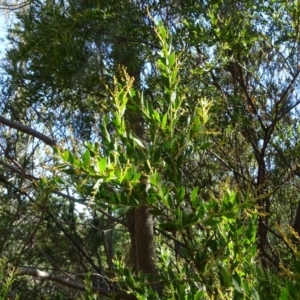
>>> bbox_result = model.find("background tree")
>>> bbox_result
[1,0,300,299]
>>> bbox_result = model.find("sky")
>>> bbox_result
[0,18,8,69]
[0,14,6,57]
[0,10,13,59]
[0,10,89,213]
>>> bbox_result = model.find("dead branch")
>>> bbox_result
[17,267,137,300]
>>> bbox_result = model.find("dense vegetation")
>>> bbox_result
[0,0,300,299]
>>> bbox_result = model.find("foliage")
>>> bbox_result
[51,22,260,299]
[0,0,300,299]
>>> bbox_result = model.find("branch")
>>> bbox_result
[0,160,127,226]
[0,1,31,11]
[261,222,295,257]
[0,177,110,283]
[0,159,82,201]
[14,194,49,270]
[17,267,137,300]
[0,115,56,146]
[277,68,300,106]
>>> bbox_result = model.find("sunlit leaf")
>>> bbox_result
[82,149,90,167]
[98,157,107,173]
[168,51,176,67]
[161,113,168,129]
[133,137,145,148]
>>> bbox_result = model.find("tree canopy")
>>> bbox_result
[0,0,300,299]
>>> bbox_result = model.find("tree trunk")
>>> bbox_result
[105,9,158,284]
[134,206,155,274]
[92,21,157,276]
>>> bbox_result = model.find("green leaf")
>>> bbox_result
[170,91,176,103]
[193,115,201,132]
[168,51,176,67]
[158,21,167,40]
[251,288,260,300]
[133,137,145,148]
[171,68,178,83]
[117,206,131,215]
[193,291,205,299]
[176,153,183,167]
[101,115,111,142]
[132,172,141,182]
[161,113,168,129]
[146,195,157,205]
[62,150,69,161]
[232,273,242,293]
[53,176,66,185]
[63,168,76,175]
[180,247,191,259]
[98,157,107,173]
[218,264,232,287]
[191,186,199,203]
[232,279,242,293]
[166,193,173,209]
[153,110,161,122]
[153,148,161,163]
[113,113,121,127]
[223,212,236,219]
[73,158,80,167]
[177,187,185,203]
[100,124,111,142]
[200,142,212,150]
[280,288,288,300]
[66,151,74,163]
[195,250,208,272]
[203,217,221,226]
[161,75,170,91]
[159,222,180,232]
[158,56,167,67]
[174,96,181,110]
[93,179,103,190]
[125,166,134,181]
[82,149,90,168]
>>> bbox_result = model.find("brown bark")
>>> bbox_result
[134,206,155,275]
[125,114,156,278]
[126,190,156,276]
